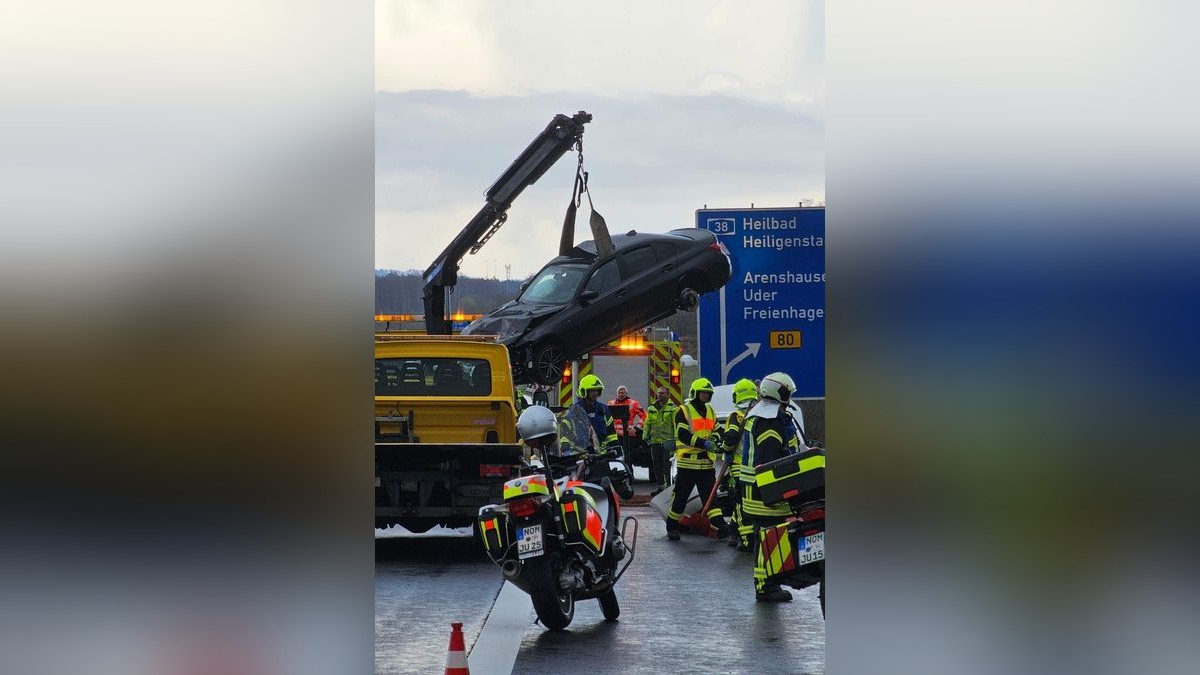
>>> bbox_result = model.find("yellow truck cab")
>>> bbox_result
[374,335,524,532]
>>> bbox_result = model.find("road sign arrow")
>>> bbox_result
[722,342,761,383]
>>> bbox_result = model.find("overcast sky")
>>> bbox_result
[375,0,824,280]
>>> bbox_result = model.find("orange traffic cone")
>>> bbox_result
[445,622,470,675]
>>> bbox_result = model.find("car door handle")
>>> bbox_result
[663,264,674,272]
[616,289,628,298]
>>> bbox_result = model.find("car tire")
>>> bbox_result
[676,287,700,312]
[531,341,565,386]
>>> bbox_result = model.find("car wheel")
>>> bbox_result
[531,342,566,386]
[676,287,700,312]
[510,358,529,384]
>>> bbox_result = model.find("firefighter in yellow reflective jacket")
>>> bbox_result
[740,372,802,602]
[666,378,731,541]
[572,373,620,450]
[719,378,758,551]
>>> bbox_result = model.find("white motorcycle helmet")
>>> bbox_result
[516,405,558,447]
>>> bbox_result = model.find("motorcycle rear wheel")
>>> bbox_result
[598,589,620,621]
[528,557,575,630]
[819,578,825,618]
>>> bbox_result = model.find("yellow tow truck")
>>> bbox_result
[374,334,524,532]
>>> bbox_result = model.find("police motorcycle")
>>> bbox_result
[754,438,826,616]
[476,405,639,630]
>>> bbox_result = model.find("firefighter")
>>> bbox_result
[666,377,730,541]
[740,372,802,602]
[572,374,619,450]
[643,386,678,496]
[720,378,758,551]
[608,384,646,472]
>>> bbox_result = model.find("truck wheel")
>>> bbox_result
[598,589,620,621]
[531,342,565,386]
[528,556,574,630]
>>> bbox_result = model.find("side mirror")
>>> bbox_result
[578,289,599,304]
[520,281,530,291]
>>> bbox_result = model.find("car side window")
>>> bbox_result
[584,258,620,294]
[622,246,657,278]
[651,242,676,261]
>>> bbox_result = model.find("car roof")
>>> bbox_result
[549,230,700,264]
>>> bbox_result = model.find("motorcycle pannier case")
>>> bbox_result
[559,489,604,555]
[755,448,825,506]
[758,521,799,578]
[476,508,512,555]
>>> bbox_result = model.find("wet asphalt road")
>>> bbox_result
[510,505,824,674]
[374,534,499,674]
[375,505,824,674]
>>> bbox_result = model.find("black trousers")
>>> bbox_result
[668,466,720,527]
[648,442,672,489]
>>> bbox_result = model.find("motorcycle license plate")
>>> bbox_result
[517,525,544,559]
[796,532,825,565]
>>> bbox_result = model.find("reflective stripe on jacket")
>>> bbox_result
[738,413,799,518]
[721,408,748,470]
[643,401,678,444]
[674,401,717,470]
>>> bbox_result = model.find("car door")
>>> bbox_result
[568,256,623,352]
[617,243,678,327]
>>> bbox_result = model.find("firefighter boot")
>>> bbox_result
[756,584,794,603]
[666,519,681,541]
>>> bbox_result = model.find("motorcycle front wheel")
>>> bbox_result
[598,589,620,621]
[528,556,575,630]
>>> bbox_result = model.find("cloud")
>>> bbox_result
[374,1,823,279]
[375,91,823,278]
[375,0,823,106]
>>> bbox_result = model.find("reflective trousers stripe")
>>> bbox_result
[740,483,791,518]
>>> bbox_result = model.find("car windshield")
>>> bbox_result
[518,263,588,305]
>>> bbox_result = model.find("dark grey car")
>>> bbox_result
[463,228,732,385]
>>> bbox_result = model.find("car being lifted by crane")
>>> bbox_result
[422,111,731,385]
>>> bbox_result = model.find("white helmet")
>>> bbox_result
[758,372,796,404]
[516,405,558,445]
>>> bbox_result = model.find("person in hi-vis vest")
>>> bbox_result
[665,378,731,541]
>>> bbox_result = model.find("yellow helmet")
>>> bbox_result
[688,377,715,401]
[577,373,604,398]
[733,378,758,406]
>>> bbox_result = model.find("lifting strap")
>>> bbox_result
[559,143,615,258]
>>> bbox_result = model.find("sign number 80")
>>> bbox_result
[769,330,802,349]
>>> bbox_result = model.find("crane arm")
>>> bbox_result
[422,111,592,335]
